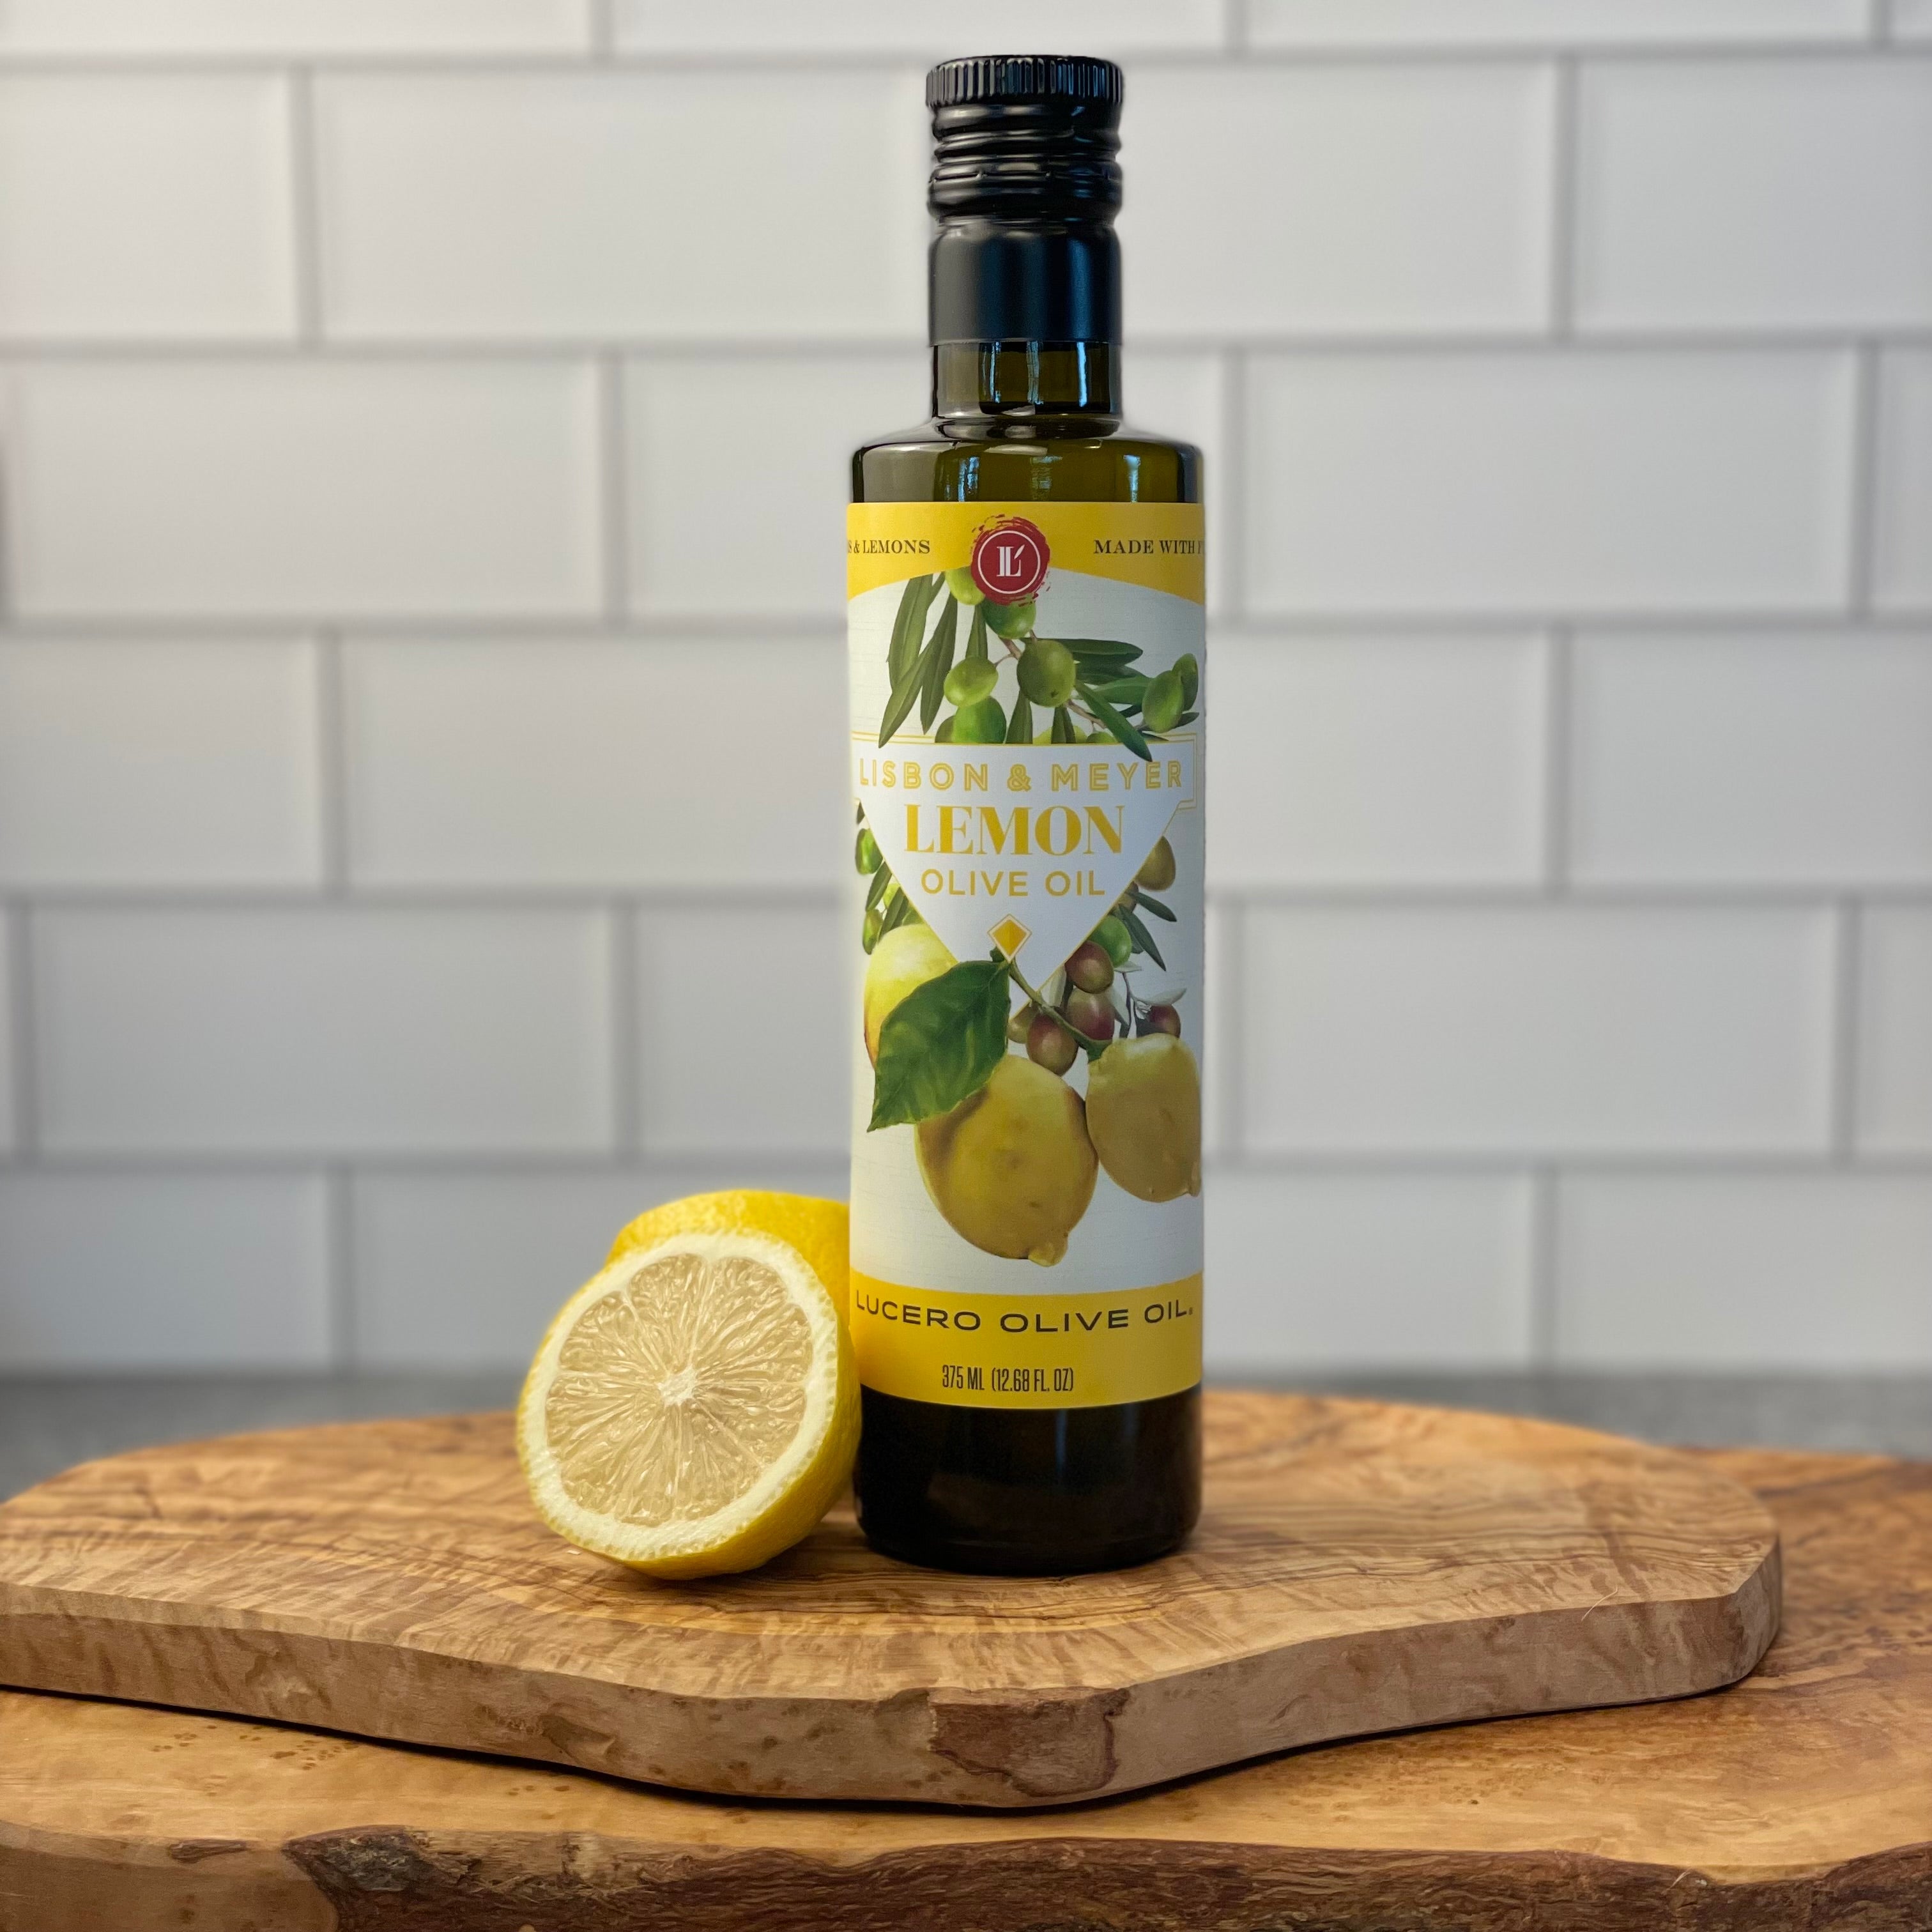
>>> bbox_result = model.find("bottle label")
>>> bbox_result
[846,502,1205,1410]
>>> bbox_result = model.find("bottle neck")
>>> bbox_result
[928,212,1119,425]
[931,341,1119,421]
[928,215,1121,424]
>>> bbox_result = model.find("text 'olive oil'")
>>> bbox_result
[848,56,1204,1574]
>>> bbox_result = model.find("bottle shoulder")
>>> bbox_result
[852,417,1201,505]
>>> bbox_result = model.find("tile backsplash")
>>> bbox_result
[1,1,1927,1374]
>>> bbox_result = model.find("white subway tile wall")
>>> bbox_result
[351,1161,843,1368]
[0,7,1926,1374]
[0,75,296,341]
[1248,1,1873,49]
[1556,1174,1932,1368]
[1242,906,1836,1154]
[1875,351,1932,611]
[32,908,614,1154]
[1569,632,1932,885]
[1121,65,1556,336]
[4,362,604,618]
[0,637,322,886]
[1573,60,1932,331]
[0,3,595,57]
[0,1172,333,1368]
[1857,908,1932,1155]
[624,356,926,618]
[633,903,847,1156]
[1243,351,1857,616]
[1210,632,1547,887]
[314,72,928,342]
[343,636,847,887]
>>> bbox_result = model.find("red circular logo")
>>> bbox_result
[970,518,1050,603]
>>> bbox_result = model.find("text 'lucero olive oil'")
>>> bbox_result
[848,56,1204,1575]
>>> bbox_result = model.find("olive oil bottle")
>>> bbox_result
[847,56,1204,1574]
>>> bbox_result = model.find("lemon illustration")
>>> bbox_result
[1137,836,1177,892]
[862,922,954,1065]
[1087,1034,1203,1204]
[916,1054,1098,1265]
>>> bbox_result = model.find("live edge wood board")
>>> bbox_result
[3,1446,1927,1932]
[0,1393,1777,1808]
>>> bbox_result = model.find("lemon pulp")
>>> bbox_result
[518,1229,857,1577]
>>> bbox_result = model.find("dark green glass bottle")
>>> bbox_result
[847,56,1203,1575]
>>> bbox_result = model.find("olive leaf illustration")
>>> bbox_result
[873,576,1174,758]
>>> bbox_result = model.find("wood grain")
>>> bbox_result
[0,1447,1921,1932]
[0,1394,1777,1807]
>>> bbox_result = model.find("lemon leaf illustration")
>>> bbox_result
[869,959,1012,1131]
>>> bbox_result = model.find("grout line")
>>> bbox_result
[609,903,641,1156]
[9,609,1928,645]
[1547,56,1581,339]
[1848,341,1884,617]
[324,1164,356,1367]
[591,0,619,59]
[598,353,632,623]
[1211,894,1248,1159]
[0,42,1909,75]
[1542,625,1574,892]
[9,881,1932,913]
[10,1147,1926,1179]
[285,66,325,344]
[1528,1165,1560,1367]
[1,330,1928,365]
[0,337,927,364]
[1831,900,1864,1162]
[1218,347,1248,625]
[3,883,854,912]
[4,903,39,1160]
[1223,0,1252,55]
[314,630,351,893]
[0,614,845,642]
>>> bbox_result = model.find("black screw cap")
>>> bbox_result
[926,54,1124,218]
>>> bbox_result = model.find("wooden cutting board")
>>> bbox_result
[0,1393,1778,1808]
[1,1447,1920,1932]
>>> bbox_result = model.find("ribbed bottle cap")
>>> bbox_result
[926,54,1124,218]
[925,55,1123,110]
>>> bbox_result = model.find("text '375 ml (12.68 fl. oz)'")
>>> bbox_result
[848,55,1204,1575]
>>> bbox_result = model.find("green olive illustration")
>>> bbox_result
[1142,667,1185,733]
[1016,637,1077,709]
[1175,651,1199,710]
[983,597,1036,640]
[951,697,1007,743]
[942,657,999,707]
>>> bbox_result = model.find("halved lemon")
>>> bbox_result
[603,1190,849,1323]
[518,1227,857,1579]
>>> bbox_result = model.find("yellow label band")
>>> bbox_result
[847,502,1206,605]
[850,1273,1202,1410]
